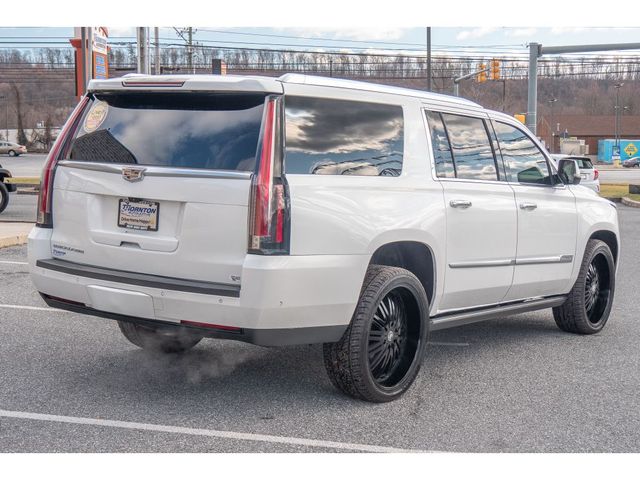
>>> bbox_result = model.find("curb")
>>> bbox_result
[0,233,28,249]
[621,197,640,208]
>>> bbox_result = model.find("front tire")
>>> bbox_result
[323,265,430,402]
[117,321,202,353]
[0,182,9,214]
[553,239,615,334]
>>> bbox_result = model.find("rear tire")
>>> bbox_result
[0,182,9,214]
[553,239,615,334]
[323,265,430,403]
[117,321,202,353]
[8,150,16,157]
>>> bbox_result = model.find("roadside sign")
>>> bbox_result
[624,143,638,157]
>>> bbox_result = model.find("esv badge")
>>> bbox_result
[122,167,146,182]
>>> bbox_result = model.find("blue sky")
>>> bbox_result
[1,27,640,57]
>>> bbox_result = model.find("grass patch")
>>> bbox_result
[599,183,640,201]
[5,177,39,185]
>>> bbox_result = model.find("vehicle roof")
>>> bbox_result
[88,73,482,108]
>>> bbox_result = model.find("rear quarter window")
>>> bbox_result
[284,96,404,176]
[66,92,266,171]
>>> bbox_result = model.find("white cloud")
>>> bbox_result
[279,27,406,42]
[456,27,498,41]
[506,28,538,37]
[550,27,590,35]
[106,26,136,37]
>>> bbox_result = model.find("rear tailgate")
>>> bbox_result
[49,90,272,286]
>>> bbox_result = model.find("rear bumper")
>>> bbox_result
[40,294,346,346]
[28,227,368,346]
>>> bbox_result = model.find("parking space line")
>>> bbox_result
[0,304,60,312]
[428,341,469,347]
[0,260,28,265]
[0,409,427,453]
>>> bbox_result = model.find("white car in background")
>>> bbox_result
[551,155,600,193]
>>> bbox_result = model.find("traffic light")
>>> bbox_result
[477,63,487,83]
[490,59,501,80]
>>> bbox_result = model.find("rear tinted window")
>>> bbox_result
[284,96,404,176]
[66,92,265,171]
[440,113,498,181]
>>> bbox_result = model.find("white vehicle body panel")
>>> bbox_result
[27,74,620,346]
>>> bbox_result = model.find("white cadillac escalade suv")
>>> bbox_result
[28,74,619,402]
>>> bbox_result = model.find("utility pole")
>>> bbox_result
[175,27,196,74]
[0,95,7,141]
[154,27,160,75]
[80,27,87,91]
[187,27,193,73]
[547,98,557,153]
[526,42,540,134]
[614,83,624,151]
[426,27,432,91]
[137,27,150,74]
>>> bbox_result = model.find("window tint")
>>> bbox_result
[284,96,404,176]
[66,92,265,171]
[494,121,551,185]
[425,111,455,178]
[441,114,497,181]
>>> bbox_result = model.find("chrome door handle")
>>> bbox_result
[449,199,472,209]
[519,202,538,210]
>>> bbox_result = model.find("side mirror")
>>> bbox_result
[557,158,581,185]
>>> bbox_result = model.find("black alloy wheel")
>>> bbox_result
[323,265,429,402]
[554,239,615,334]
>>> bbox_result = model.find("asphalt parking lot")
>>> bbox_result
[0,206,639,453]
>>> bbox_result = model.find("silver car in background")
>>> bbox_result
[551,155,600,193]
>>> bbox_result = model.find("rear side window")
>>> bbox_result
[66,92,266,171]
[284,96,404,176]
[440,113,498,181]
[494,121,552,185]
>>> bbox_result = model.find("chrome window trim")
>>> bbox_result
[57,160,253,180]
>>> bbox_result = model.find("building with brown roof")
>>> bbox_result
[537,115,640,156]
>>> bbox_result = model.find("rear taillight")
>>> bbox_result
[594,169,599,180]
[248,95,289,255]
[36,96,89,227]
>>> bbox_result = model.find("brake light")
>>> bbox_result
[594,169,599,180]
[36,96,89,227]
[248,95,289,255]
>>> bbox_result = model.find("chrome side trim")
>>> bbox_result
[516,255,573,265]
[58,161,252,180]
[449,255,573,269]
[449,259,514,269]
[430,295,567,331]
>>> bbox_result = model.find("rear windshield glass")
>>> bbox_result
[574,158,593,169]
[66,92,265,171]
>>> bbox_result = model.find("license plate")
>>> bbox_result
[118,198,159,231]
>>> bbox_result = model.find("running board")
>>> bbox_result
[430,296,567,331]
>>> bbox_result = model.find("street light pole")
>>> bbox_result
[547,98,557,153]
[614,83,624,152]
